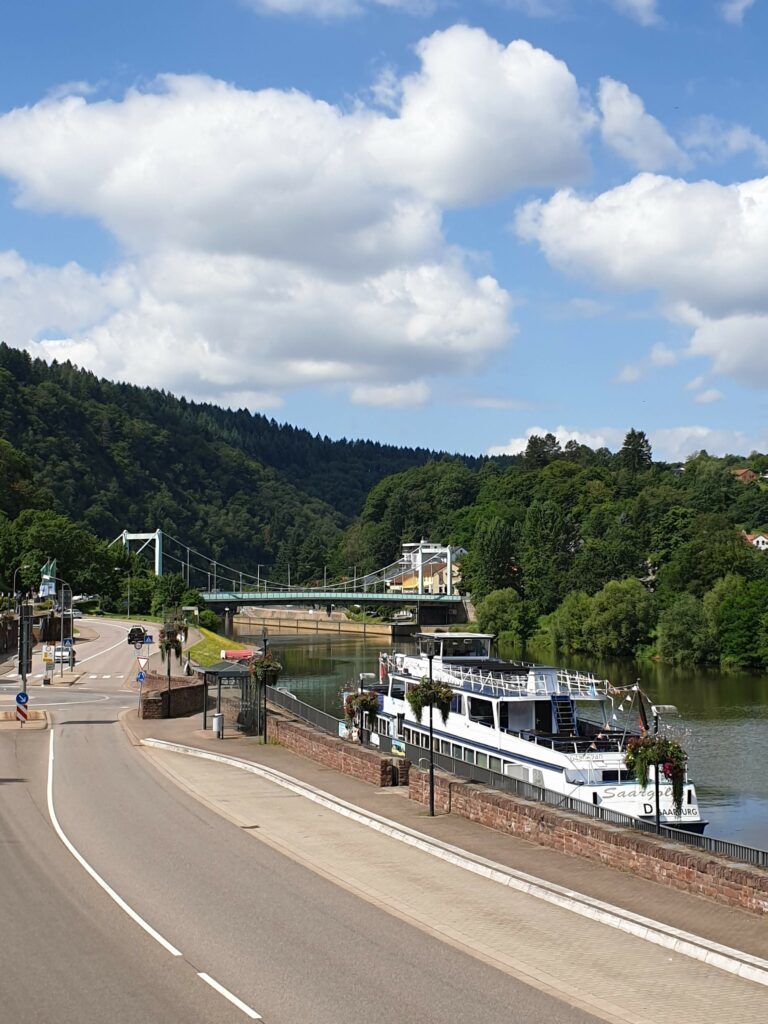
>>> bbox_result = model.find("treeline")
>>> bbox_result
[345,430,768,670]
[0,344,473,572]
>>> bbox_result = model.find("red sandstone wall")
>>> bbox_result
[409,769,768,916]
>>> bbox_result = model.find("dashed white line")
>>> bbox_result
[46,730,183,957]
[197,973,261,1019]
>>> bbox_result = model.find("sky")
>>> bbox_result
[1,1,768,462]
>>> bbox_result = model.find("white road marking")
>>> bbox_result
[89,674,98,679]
[46,730,183,957]
[197,973,261,1019]
[102,674,112,679]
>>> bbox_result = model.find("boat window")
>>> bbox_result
[451,693,463,714]
[452,744,462,759]
[389,678,406,700]
[476,752,488,769]
[489,756,502,773]
[464,749,475,764]
[468,697,494,726]
[441,740,451,754]
[441,636,491,658]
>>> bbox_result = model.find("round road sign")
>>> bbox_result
[16,691,29,706]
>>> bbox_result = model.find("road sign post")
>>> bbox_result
[16,691,29,728]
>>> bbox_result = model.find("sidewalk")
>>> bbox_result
[124,709,768,963]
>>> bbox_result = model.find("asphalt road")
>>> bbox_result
[0,619,600,1024]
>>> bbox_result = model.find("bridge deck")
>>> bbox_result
[200,590,463,604]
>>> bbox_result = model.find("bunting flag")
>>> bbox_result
[39,558,57,598]
[612,713,618,721]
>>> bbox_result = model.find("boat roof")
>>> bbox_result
[414,632,494,641]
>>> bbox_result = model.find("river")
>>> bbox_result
[236,629,768,849]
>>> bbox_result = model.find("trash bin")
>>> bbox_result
[213,713,224,738]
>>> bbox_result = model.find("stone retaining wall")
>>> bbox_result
[410,769,768,916]
[268,715,407,788]
[140,673,205,719]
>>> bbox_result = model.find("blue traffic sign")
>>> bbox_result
[136,671,146,683]
[63,637,73,647]
[16,691,29,706]
[144,635,153,644]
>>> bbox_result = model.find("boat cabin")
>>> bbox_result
[416,632,493,660]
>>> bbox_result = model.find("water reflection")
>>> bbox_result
[238,629,768,848]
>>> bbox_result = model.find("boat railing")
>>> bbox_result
[426,663,611,699]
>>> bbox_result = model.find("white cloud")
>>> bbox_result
[650,426,762,460]
[606,0,660,25]
[649,343,677,366]
[695,388,723,403]
[366,28,595,205]
[1,28,603,405]
[616,363,642,383]
[350,381,430,406]
[516,172,768,389]
[598,78,686,171]
[487,423,764,461]
[467,396,531,409]
[686,375,705,391]
[487,425,623,455]
[685,116,768,168]
[721,0,756,24]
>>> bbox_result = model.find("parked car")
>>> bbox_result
[53,645,76,665]
[72,608,83,619]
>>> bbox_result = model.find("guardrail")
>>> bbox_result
[265,686,768,870]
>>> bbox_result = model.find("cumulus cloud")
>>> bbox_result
[487,423,764,461]
[695,388,723,403]
[616,363,642,383]
[649,343,677,366]
[685,116,768,169]
[721,0,756,24]
[367,29,595,204]
[1,27,602,406]
[516,171,768,388]
[350,381,430,406]
[487,425,623,455]
[606,0,660,25]
[598,78,686,171]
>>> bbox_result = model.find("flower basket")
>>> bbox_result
[406,677,454,725]
[345,690,380,727]
[250,652,283,685]
[624,733,687,812]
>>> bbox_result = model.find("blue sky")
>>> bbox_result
[1,0,768,460]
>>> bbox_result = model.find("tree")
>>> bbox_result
[462,517,516,602]
[541,591,593,652]
[656,594,714,664]
[582,578,656,657]
[520,500,577,615]
[476,588,536,646]
[619,429,652,473]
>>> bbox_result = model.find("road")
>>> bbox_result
[0,619,599,1024]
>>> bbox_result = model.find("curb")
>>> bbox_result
[140,737,768,990]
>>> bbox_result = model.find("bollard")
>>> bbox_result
[213,713,224,739]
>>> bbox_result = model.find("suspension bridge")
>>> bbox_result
[110,531,465,620]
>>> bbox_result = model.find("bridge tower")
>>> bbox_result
[110,529,164,576]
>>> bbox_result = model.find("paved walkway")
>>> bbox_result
[125,711,768,1024]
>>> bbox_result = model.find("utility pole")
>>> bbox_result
[427,651,435,817]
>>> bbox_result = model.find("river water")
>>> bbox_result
[237,630,768,849]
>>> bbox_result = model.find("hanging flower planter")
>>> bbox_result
[406,677,453,725]
[345,690,380,727]
[249,651,283,685]
[624,734,687,812]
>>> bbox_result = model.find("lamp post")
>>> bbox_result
[44,573,72,679]
[650,703,679,834]
[12,564,30,613]
[426,645,436,817]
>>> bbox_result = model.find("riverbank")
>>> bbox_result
[233,606,412,638]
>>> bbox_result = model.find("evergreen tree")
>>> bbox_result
[619,428,652,473]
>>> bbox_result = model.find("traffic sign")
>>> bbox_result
[144,635,153,644]
[63,637,73,647]
[136,670,146,684]
[136,656,149,671]
[16,705,28,724]
[16,691,29,706]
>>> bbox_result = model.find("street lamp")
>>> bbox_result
[43,573,73,679]
[12,564,30,613]
[651,703,679,834]
[418,639,438,817]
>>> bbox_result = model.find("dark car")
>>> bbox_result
[127,625,146,645]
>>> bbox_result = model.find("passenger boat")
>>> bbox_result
[359,632,706,833]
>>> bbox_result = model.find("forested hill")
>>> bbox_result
[0,344,457,568]
[343,432,768,668]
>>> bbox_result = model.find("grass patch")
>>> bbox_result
[188,627,250,668]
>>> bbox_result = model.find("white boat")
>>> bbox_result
[362,632,706,833]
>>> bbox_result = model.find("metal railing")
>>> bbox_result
[265,687,768,870]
